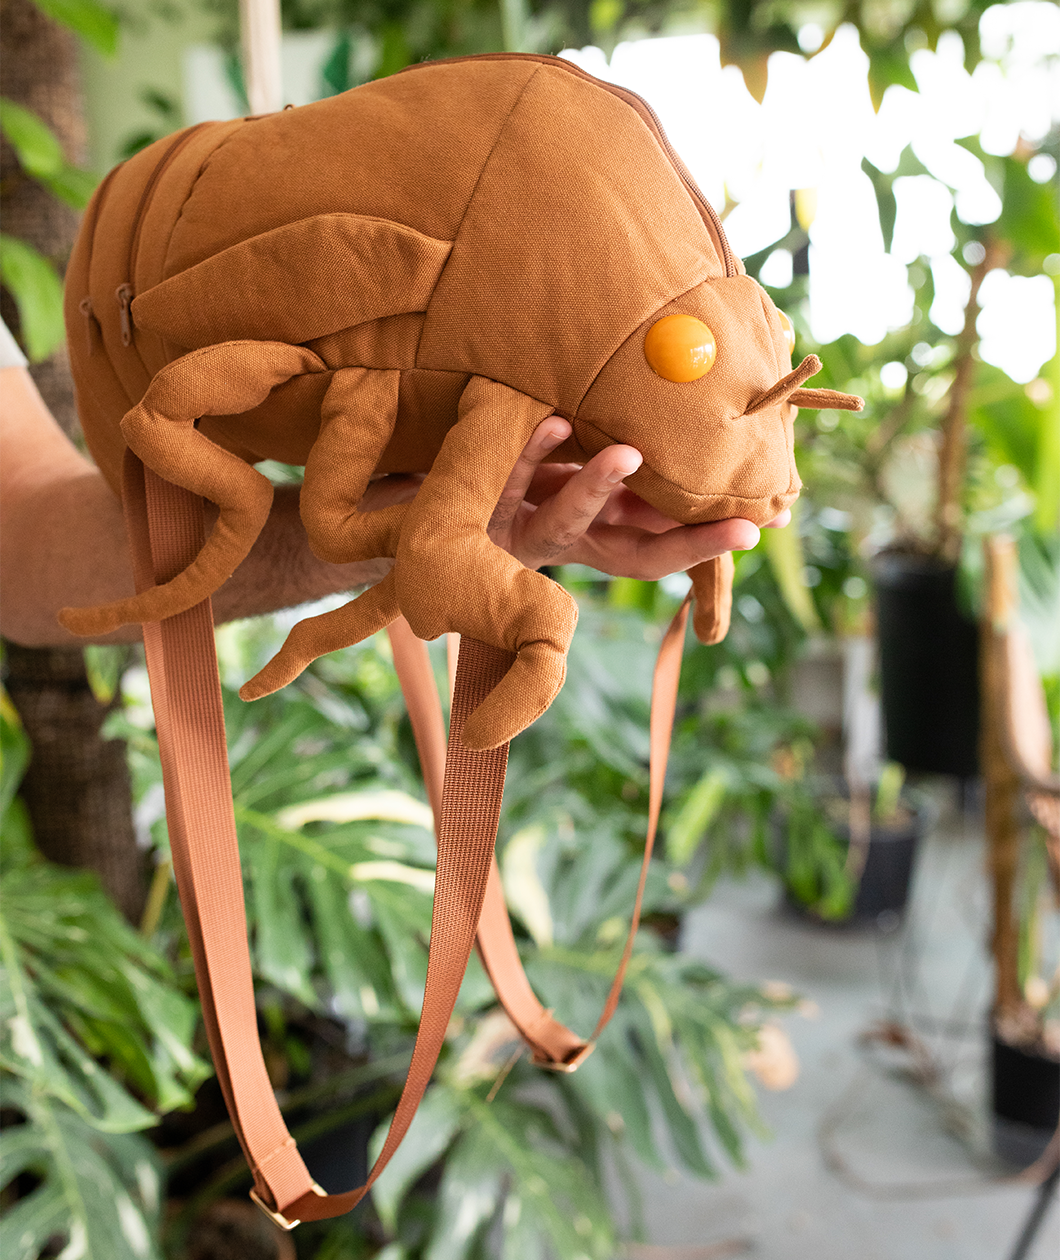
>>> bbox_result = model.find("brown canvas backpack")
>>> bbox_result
[59,53,860,1225]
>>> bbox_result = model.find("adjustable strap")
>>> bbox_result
[389,593,691,1070]
[125,456,317,1216]
[389,618,587,1069]
[128,450,690,1224]
[128,457,514,1225]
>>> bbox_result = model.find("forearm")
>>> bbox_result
[0,478,389,648]
[0,365,389,645]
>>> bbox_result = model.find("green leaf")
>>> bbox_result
[247,833,318,1008]
[33,0,119,56]
[994,155,1060,271]
[0,99,64,179]
[40,162,98,210]
[370,884,431,1014]
[424,1127,504,1260]
[866,46,918,112]
[969,362,1044,487]
[1036,281,1060,534]
[83,644,126,705]
[303,863,398,1022]
[370,1085,465,1233]
[568,1042,666,1172]
[761,501,822,634]
[0,689,30,823]
[666,766,727,865]
[634,998,716,1178]
[0,235,65,362]
[460,1094,613,1259]
[0,863,208,1126]
[0,1082,162,1260]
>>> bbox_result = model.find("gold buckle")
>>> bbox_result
[249,1181,325,1230]
[532,1042,595,1073]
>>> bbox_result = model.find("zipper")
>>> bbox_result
[115,123,210,347]
[398,53,737,278]
[115,284,134,346]
[79,296,102,356]
[75,162,120,356]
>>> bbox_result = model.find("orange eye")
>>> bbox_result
[778,310,796,356]
[644,314,716,382]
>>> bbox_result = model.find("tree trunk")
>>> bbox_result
[3,645,147,922]
[934,239,1003,563]
[0,0,83,436]
[1,0,146,923]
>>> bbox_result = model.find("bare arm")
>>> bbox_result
[1,368,784,648]
[0,366,391,646]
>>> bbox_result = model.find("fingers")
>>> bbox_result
[516,444,643,566]
[488,417,571,532]
[566,516,760,580]
[763,508,792,528]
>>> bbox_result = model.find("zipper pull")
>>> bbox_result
[116,283,134,346]
[79,296,101,357]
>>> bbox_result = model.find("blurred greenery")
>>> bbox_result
[0,694,197,1260]
[3,1,1059,1255]
[0,3,102,363]
[90,608,796,1258]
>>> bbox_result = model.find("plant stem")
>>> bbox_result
[935,240,1002,562]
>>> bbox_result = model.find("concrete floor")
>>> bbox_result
[628,788,1059,1260]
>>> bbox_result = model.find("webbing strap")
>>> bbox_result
[126,457,315,1214]
[389,618,586,1069]
[129,452,690,1224]
[389,595,692,1069]
[131,453,520,1222]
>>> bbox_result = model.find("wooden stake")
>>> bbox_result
[240,0,283,115]
[981,535,1024,1023]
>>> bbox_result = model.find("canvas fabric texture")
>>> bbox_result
[56,52,863,1222]
[61,52,861,748]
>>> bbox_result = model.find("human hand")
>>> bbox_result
[486,417,789,576]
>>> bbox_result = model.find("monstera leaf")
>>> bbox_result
[0,1081,162,1260]
[370,1082,614,1260]
[0,863,209,1130]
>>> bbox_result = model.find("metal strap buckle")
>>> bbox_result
[249,1181,326,1230]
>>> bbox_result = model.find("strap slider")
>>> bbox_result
[532,1041,595,1073]
[249,1181,325,1230]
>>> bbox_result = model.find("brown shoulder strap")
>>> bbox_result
[389,593,691,1070]
[129,452,689,1226]
[128,457,510,1225]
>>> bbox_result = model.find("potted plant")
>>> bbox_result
[757,138,1059,782]
[981,536,1060,1167]
[774,761,925,927]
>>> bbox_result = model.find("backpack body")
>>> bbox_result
[57,55,863,1222]
[63,54,857,749]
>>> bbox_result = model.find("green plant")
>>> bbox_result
[0,0,111,360]
[0,692,208,1260]
[91,595,795,1257]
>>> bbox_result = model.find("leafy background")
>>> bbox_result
[1,1,1057,1257]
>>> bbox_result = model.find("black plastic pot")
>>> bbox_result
[847,817,920,922]
[779,799,923,929]
[992,1035,1060,1167]
[874,553,979,778]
